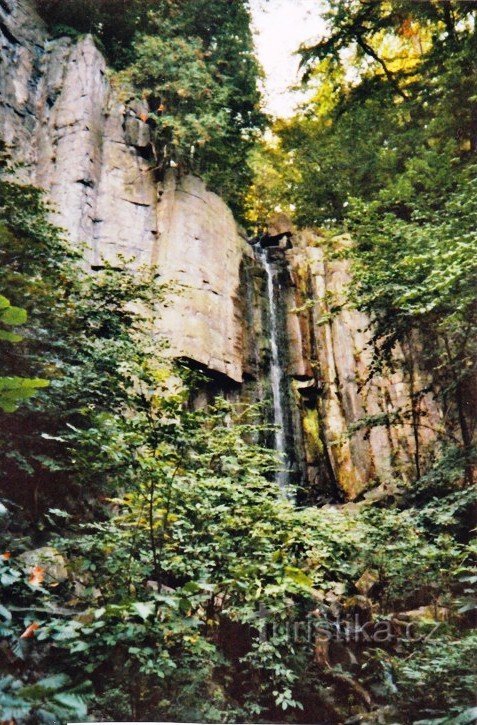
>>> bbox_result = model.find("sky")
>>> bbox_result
[249,0,327,118]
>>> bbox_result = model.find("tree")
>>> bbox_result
[346,168,477,467]
[249,0,476,468]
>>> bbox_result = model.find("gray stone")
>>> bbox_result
[124,115,150,149]
[19,546,68,584]
[155,173,249,383]
[286,231,442,499]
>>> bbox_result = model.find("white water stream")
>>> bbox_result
[258,247,290,492]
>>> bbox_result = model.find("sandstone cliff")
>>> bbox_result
[0,0,249,382]
[0,0,442,500]
[286,232,442,499]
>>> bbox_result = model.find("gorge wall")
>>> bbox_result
[0,0,442,501]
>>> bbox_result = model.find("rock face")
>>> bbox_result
[285,231,442,499]
[18,546,68,584]
[155,173,250,383]
[1,0,248,382]
[1,0,443,500]
[1,1,157,265]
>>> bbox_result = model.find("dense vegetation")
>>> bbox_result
[1,0,476,723]
[248,1,477,405]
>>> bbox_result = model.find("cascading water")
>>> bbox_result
[257,247,290,492]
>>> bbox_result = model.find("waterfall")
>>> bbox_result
[258,247,290,492]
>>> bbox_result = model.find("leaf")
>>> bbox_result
[47,508,71,519]
[20,622,40,639]
[34,674,69,691]
[11,638,27,660]
[0,377,49,412]
[0,329,23,343]
[458,601,477,613]
[0,705,30,720]
[456,708,477,725]
[41,433,66,442]
[1,569,21,586]
[1,305,27,326]
[70,640,89,653]
[52,692,88,717]
[182,581,201,594]
[131,601,155,621]
[0,604,12,621]
[284,566,313,588]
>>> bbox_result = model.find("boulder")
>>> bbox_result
[19,546,68,584]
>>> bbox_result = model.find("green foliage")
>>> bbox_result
[2,444,474,720]
[0,159,311,721]
[2,4,477,721]
[0,294,27,330]
[125,33,229,165]
[347,167,477,330]
[0,674,90,723]
[242,4,477,717]
[0,149,165,509]
[0,375,49,413]
[36,0,160,68]
[344,167,477,457]
[1,147,475,725]
[43,394,316,720]
[255,0,477,225]
[391,632,477,721]
[0,294,49,412]
[0,553,91,722]
[250,0,476,473]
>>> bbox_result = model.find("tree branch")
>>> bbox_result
[355,35,408,100]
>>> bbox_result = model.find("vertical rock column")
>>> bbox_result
[0,0,158,266]
[153,174,250,384]
[286,232,442,501]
